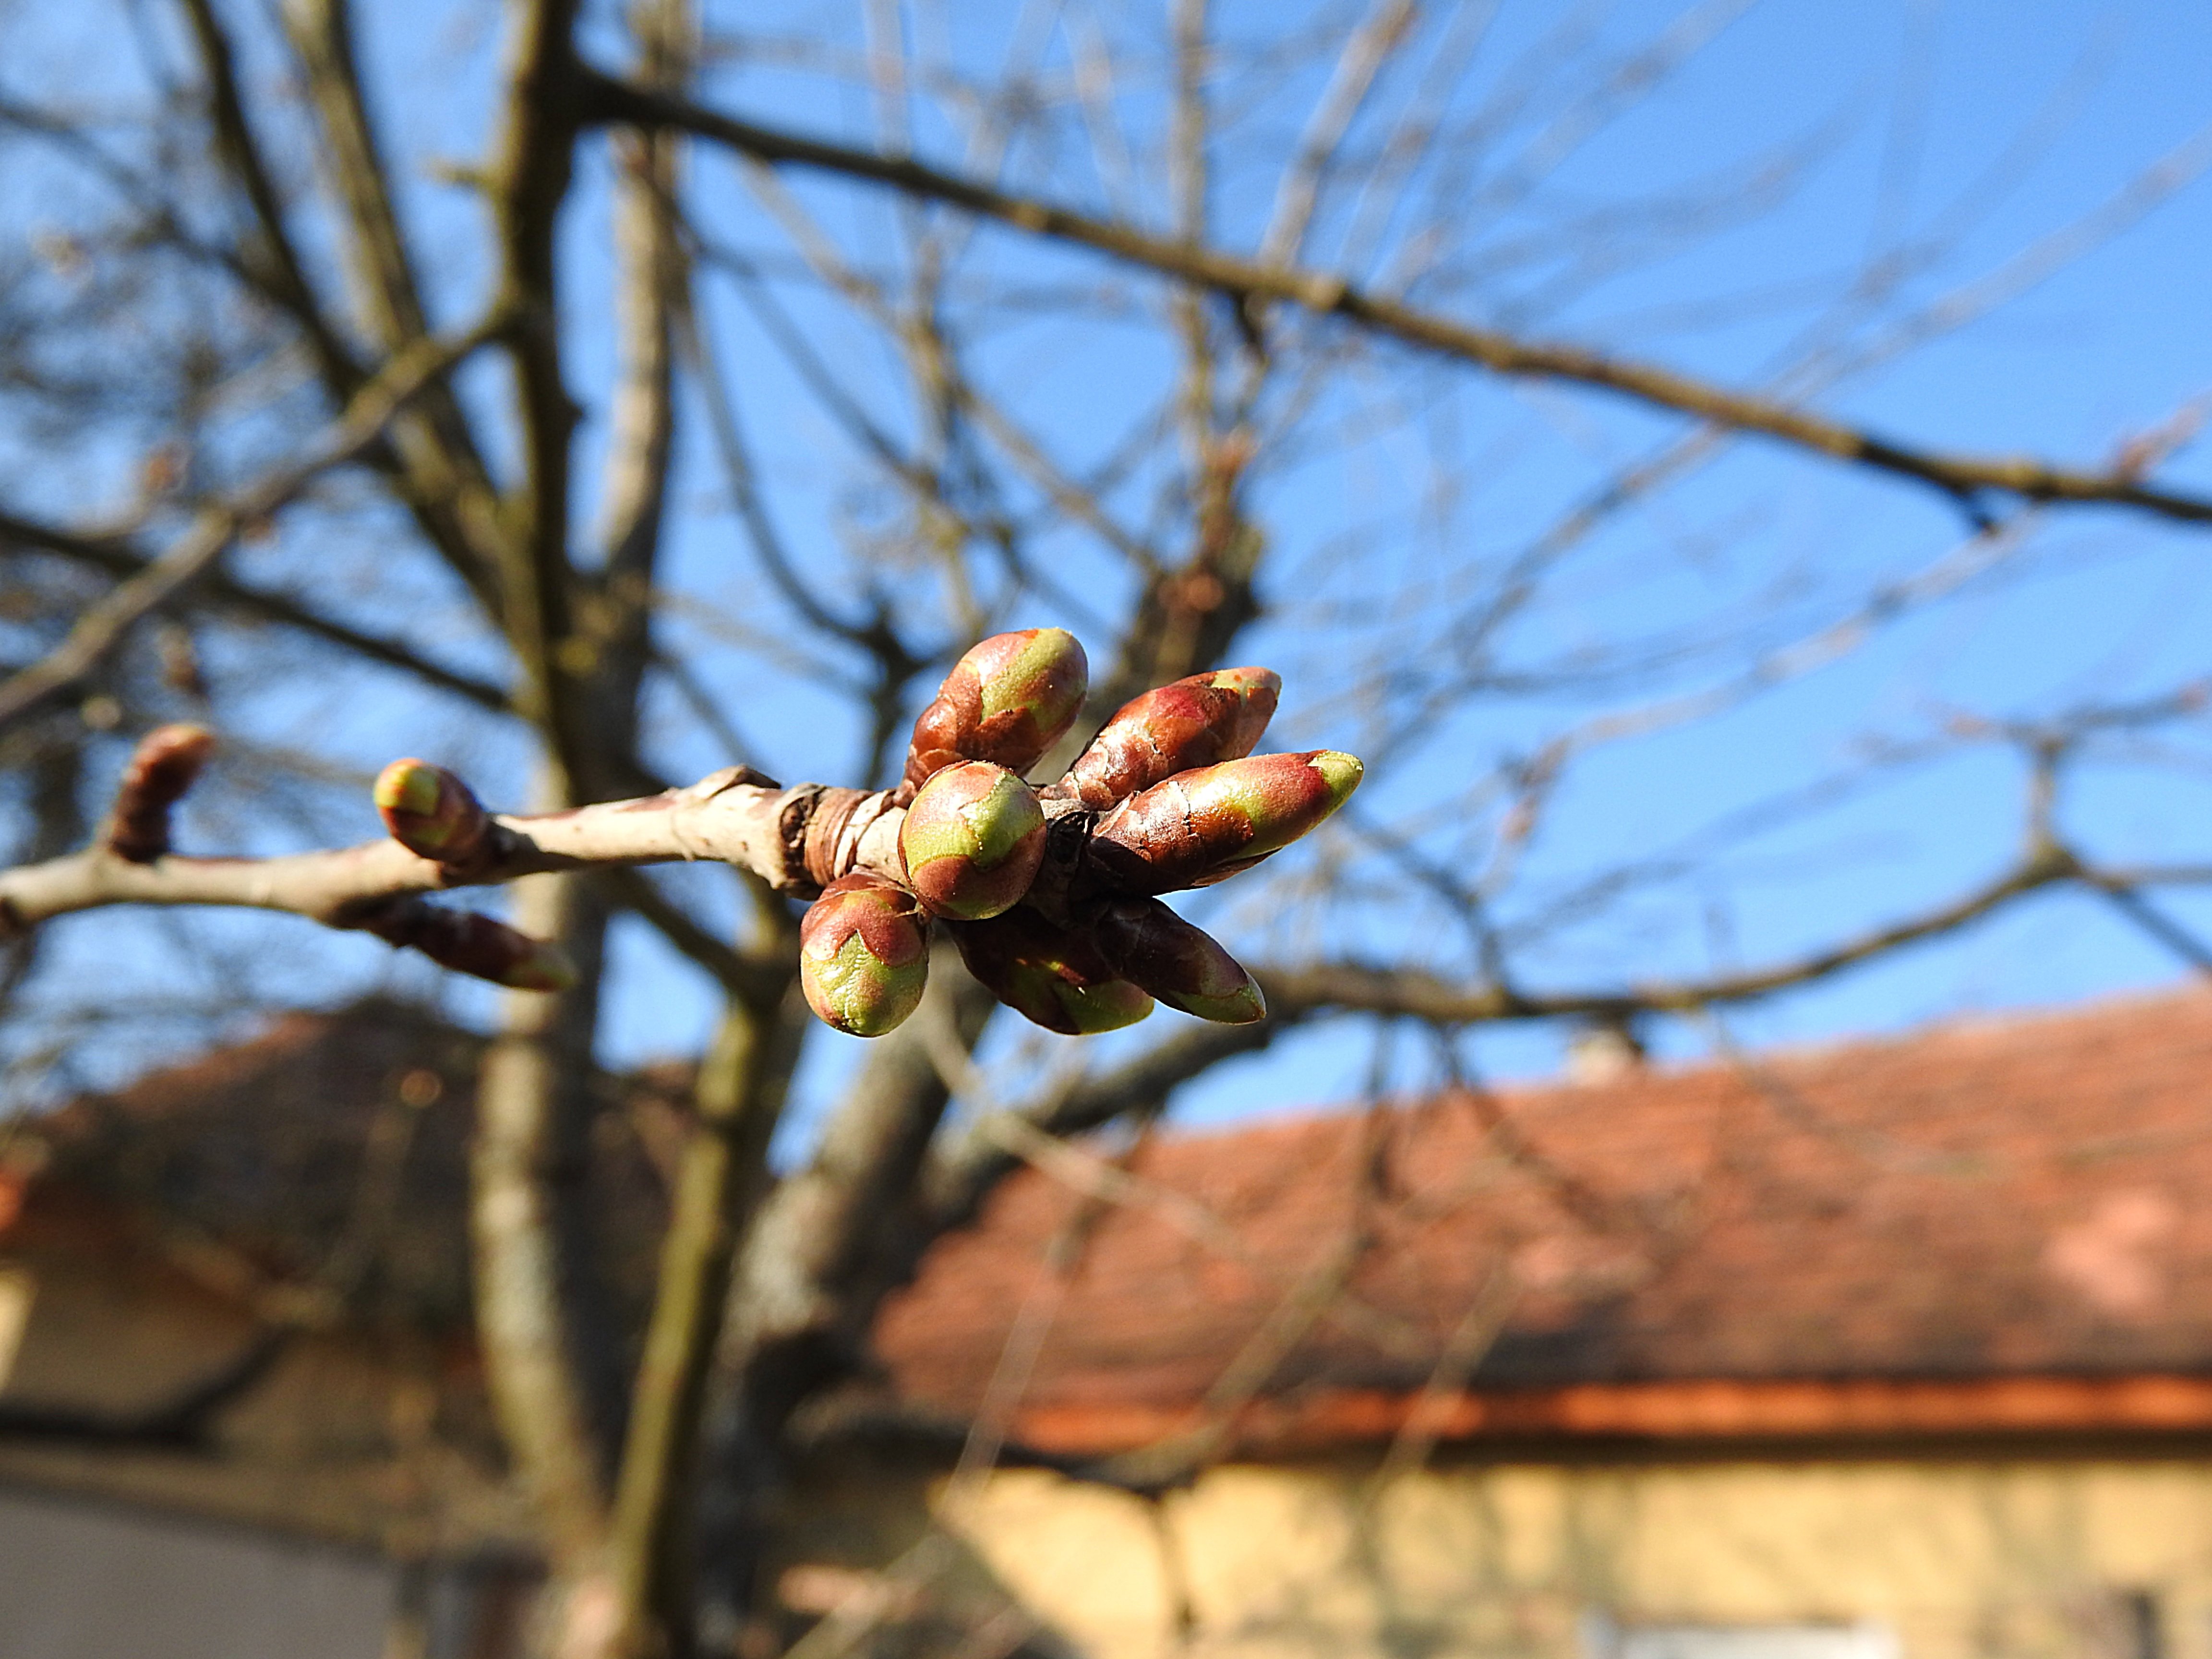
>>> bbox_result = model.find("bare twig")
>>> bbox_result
[590,80,2212,524]
[0,314,509,731]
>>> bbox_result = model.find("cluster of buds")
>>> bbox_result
[343,630,1358,1032]
[798,628,1362,1038]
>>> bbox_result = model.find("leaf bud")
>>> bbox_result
[952,908,1154,1035]
[365,900,576,991]
[1093,898,1265,1024]
[104,723,215,863]
[898,760,1047,920]
[799,874,932,1037]
[1088,750,1363,893]
[375,758,493,866]
[1058,667,1280,808]
[904,628,1090,790]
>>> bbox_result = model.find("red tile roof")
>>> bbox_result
[873,988,2212,1455]
[0,999,674,1335]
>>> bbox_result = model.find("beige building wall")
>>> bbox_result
[899,1457,2212,1659]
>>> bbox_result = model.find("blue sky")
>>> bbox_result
[8,0,2212,1141]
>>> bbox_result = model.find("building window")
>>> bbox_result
[1584,1612,1899,1659]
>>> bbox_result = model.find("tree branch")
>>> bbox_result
[1255,845,2092,1024]
[178,0,362,397]
[589,79,2212,525]
[0,313,510,731]
[488,0,592,779]
[608,975,799,1655]
[0,508,512,712]
[281,0,514,609]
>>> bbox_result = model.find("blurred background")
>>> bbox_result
[2,0,2212,1655]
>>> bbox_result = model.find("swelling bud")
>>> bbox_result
[904,628,1090,790]
[375,758,493,866]
[366,901,576,991]
[1094,898,1265,1024]
[1059,667,1280,809]
[104,723,215,863]
[899,761,1047,920]
[952,909,1154,1035]
[799,875,931,1037]
[1089,750,1364,893]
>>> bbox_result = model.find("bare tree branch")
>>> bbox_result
[0,509,513,712]
[0,313,510,731]
[589,80,2212,525]
[608,977,800,1654]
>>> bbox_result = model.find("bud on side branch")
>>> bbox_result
[374,758,494,867]
[1094,897,1264,1025]
[363,899,576,991]
[1088,750,1363,893]
[953,908,1154,1035]
[899,761,1047,920]
[1058,667,1280,809]
[103,724,215,863]
[799,874,932,1037]
[904,628,1089,791]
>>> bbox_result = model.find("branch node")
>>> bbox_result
[800,786,890,891]
[775,783,829,892]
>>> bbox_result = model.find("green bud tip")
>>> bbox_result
[800,877,931,1037]
[1058,666,1283,808]
[1309,751,1364,810]
[374,757,443,819]
[1094,898,1264,1024]
[1038,976,1154,1034]
[501,943,578,993]
[980,952,1154,1034]
[899,761,1047,920]
[976,628,1088,731]
[804,932,929,1036]
[950,909,1154,1034]
[905,628,1091,789]
[1090,749,1367,891]
[374,757,489,863]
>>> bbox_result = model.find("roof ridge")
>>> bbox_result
[1135,978,2212,1152]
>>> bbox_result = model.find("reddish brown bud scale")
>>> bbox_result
[1088,750,1363,893]
[952,908,1154,1035]
[899,761,1047,920]
[903,628,1090,791]
[103,723,216,863]
[799,875,932,1037]
[374,758,493,866]
[1059,667,1281,809]
[365,900,575,991]
[1093,898,1265,1024]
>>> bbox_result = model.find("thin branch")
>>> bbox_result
[1256,844,2092,1024]
[489,0,592,778]
[178,0,362,397]
[1257,0,1421,268]
[0,508,513,711]
[0,751,870,952]
[589,80,2212,525]
[0,313,510,731]
[2088,876,2212,978]
[281,0,513,607]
